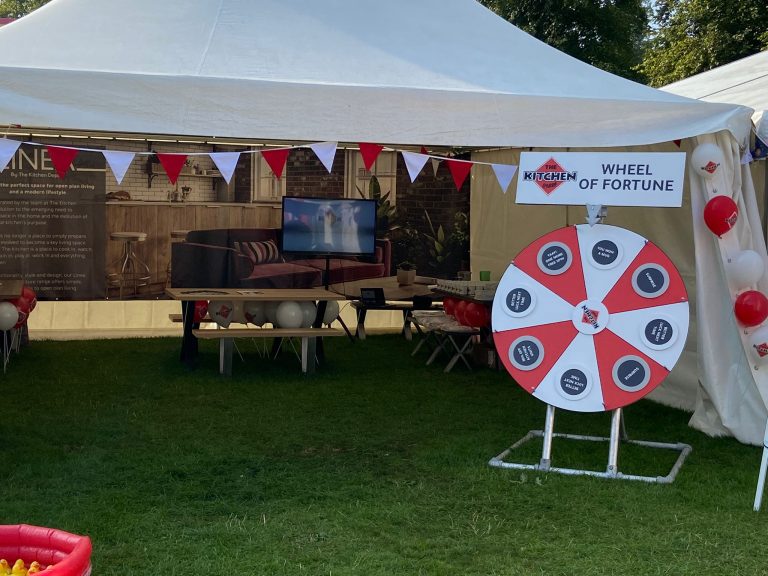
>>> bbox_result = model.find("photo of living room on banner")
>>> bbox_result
[510,226,587,306]
[575,223,647,303]
[606,302,689,371]
[493,320,578,394]
[532,332,605,412]
[601,239,688,314]
[491,262,574,333]
[592,328,670,410]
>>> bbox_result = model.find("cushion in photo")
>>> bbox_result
[235,239,281,264]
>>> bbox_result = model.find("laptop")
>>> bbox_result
[360,287,386,307]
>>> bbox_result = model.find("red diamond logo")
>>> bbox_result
[703,161,719,174]
[532,158,572,195]
[755,343,768,358]
[581,309,600,325]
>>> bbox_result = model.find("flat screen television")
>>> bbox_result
[281,196,377,256]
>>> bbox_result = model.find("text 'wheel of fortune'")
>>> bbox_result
[492,224,689,413]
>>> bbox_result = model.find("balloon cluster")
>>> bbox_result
[691,143,768,362]
[0,285,37,332]
[195,299,340,329]
[443,297,489,328]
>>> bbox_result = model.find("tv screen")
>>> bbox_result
[281,197,377,256]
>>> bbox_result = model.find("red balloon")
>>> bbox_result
[734,290,768,327]
[464,302,487,328]
[703,195,738,237]
[443,297,456,317]
[193,300,209,323]
[454,300,468,325]
[21,285,37,311]
[10,296,30,328]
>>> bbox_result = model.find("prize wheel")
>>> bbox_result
[492,224,689,412]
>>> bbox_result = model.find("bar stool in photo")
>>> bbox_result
[106,231,151,298]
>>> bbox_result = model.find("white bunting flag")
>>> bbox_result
[491,163,518,193]
[431,157,441,177]
[309,141,338,173]
[741,148,753,165]
[0,138,22,172]
[402,151,429,183]
[209,152,241,184]
[102,150,135,184]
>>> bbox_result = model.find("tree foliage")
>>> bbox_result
[0,0,48,18]
[638,0,768,87]
[478,0,649,80]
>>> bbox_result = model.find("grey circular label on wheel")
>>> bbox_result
[509,336,544,371]
[505,287,533,315]
[643,318,675,349]
[559,368,589,397]
[537,242,572,276]
[612,355,651,392]
[631,264,670,298]
[591,239,620,268]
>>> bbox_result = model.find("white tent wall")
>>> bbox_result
[471,131,768,445]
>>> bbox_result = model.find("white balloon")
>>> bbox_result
[230,301,246,324]
[729,250,766,289]
[299,301,317,328]
[0,301,18,331]
[276,301,303,329]
[244,301,266,326]
[264,301,280,326]
[690,142,725,180]
[322,300,340,325]
[749,326,768,365]
[209,300,234,328]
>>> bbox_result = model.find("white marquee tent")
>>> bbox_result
[0,0,766,444]
[663,50,768,143]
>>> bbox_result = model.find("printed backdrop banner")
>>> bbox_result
[516,152,686,207]
[0,144,105,299]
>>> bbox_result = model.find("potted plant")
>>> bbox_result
[397,261,416,285]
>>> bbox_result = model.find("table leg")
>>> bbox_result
[220,337,234,376]
[180,301,199,368]
[355,307,368,340]
[401,308,414,341]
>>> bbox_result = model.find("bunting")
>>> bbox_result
[358,142,383,171]
[46,145,79,179]
[102,150,135,184]
[262,148,290,179]
[0,138,21,172]
[209,151,240,184]
[156,153,188,184]
[308,141,338,173]
[445,158,472,190]
[3,137,535,196]
[401,151,429,183]
[491,163,518,194]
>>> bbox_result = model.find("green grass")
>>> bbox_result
[1,335,766,575]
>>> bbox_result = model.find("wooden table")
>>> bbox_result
[166,288,345,374]
[329,276,440,340]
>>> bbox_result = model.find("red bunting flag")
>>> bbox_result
[420,146,429,155]
[261,148,290,179]
[673,140,681,148]
[358,142,383,171]
[46,145,79,179]
[445,158,472,190]
[156,153,188,184]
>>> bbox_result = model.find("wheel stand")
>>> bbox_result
[489,404,692,484]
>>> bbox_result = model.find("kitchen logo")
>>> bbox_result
[522,157,577,195]
[703,161,720,175]
[581,306,600,329]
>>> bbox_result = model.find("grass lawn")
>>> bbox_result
[1,335,766,575]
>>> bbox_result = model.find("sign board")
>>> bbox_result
[516,152,686,207]
[0,144,105,299]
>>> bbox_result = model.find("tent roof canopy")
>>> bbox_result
[0,0,753,148]
[662,50,768,141]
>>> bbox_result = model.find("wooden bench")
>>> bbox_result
[192,327,344,375]
[349,301,442,341]
[168,313,216,324]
